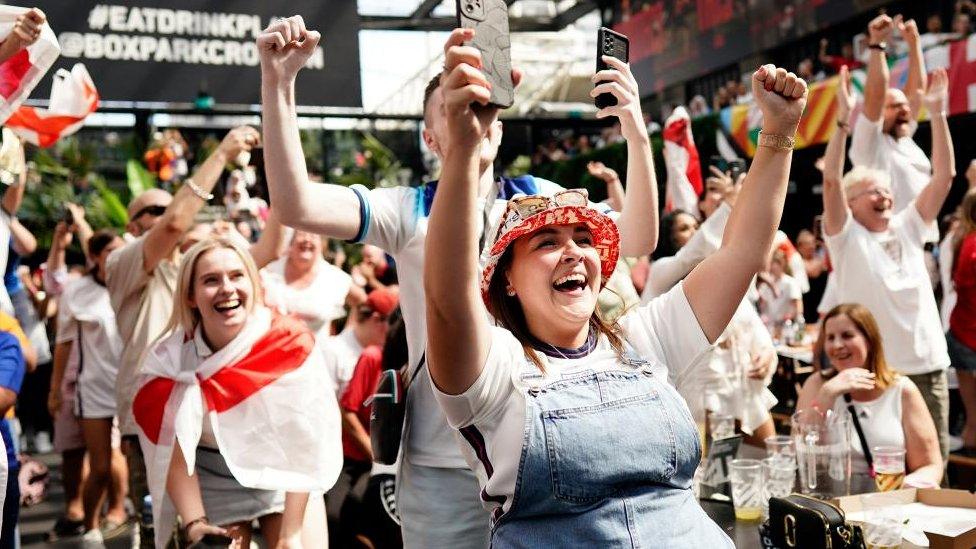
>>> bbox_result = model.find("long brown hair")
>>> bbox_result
[485,246,624,371]
[953,188,976,268]
[816,303,897,390]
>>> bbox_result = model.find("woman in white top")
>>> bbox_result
[262,230,359,336]
[796,303,942,487]
[134,237,341,548]
[757,248,803,325]
[51,229,126,541]
[425,30,807,546]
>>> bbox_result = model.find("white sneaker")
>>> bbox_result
[81,528,105,548]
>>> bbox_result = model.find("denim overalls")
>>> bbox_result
[490,349,733,548]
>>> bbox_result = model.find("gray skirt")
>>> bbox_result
[196,447,285,526]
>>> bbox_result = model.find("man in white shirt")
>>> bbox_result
[822,61,955,466]
[849,15,931,217]
[259,20,659,548]
[320,288,398,399]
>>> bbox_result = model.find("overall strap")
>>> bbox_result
[844,393,875,476]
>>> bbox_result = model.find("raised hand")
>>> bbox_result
[258,15,322,83]
[217,126,261,161]
[836,65,856,124]
[441,28,501,153]
[586,161,619,183]
[896,16,919,46]
[868,14,894,45]
[590,56,647,142]
[921,67,949,114]
[752,64,807,136]
[10,8,44,48]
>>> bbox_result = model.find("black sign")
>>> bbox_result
[700,434,743,501]
[615,0,890,95]
[30,1,362,107]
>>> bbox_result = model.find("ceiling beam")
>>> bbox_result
[409,0,443,21]
[552,0,597,30]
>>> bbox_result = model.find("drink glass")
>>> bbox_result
[764,435,795,462]
[872,446,906,492]
[710,412,735,441]
[730,459,763,522]
[761,457,796,520]
[860,492,905,549]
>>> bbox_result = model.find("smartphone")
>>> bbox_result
[710,155,729,174]
[456,0,515,109]
[595,27,629,110]
[728,159,746,181]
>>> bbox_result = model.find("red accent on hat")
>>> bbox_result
[365,288,399,317]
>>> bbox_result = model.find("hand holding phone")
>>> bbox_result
[456,0,515,108]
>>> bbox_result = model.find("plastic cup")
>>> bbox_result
[765,434,796,462]
[730,459,763,522]
[761,456,796,520]
[860,492,905,549]
[710,412,735,441]
[872,446,906,492]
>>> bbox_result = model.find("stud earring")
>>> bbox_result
[506,288,516,297]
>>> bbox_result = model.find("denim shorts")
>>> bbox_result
[947,331,976,373]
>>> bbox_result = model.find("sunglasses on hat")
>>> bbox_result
[496,189,590,241]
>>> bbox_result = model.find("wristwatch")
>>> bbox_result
[868,42,887,52]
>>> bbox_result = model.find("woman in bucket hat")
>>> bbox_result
[423,40,808,548]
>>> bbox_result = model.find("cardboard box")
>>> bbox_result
[832,489,976,549]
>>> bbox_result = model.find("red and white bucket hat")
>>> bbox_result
[480,188,620,304]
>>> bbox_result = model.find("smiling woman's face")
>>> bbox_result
[823,313,869,372]
[190,247,253,350]
[506,223,601,338]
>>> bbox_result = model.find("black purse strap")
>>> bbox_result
[843,393,874,476]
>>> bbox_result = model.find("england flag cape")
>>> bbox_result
[134,307,342,548]
[0,6,59,124]
[662,106,704,216]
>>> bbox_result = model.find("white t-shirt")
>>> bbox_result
[319,326,364,400]
[357,176,613,468]
[825,205,949,375]
[849,113,931,216]
[55,275,123,392]
[433,283,710,517]
[757,274,802,324]
[261,257,352,335]
[0,210,12,315]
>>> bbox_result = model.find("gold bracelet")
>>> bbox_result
[757,130,795,151]
[184,178,214,201]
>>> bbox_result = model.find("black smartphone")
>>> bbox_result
[728,159,746,181]
[710,155,729,174]
[595,27,629,110]
[456,0,515,109]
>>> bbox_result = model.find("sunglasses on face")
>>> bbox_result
[132,204,167,221]
[848,187,892,201]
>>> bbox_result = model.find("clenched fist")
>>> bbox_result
[258,15,322,84]
[752,64,808,136]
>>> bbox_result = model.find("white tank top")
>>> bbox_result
[830,376,908,474]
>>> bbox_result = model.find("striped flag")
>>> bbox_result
[0,6,59,124]
[5,63,98,147]
[134,307,342,549]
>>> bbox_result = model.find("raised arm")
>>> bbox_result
[65,203,92,260]
[248,209,286,269]
[863,15,894,123]
[142,127,258,273]
[258,16,362,239]
[897,17,927,119]
[823,66,855,237]
[683,66,807,342]
[1,140,27,216]
[591,56,658,256]
[587,161,624,212]
[424,29,495,395]
[0,8,44,65]
[9,219,35,257]
[915,69,955,224]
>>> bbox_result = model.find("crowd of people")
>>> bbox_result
[0,5,969,549]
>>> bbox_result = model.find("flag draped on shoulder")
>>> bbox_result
[134,307,342,549]
[0,6,59,125]
[6,63,98,147]
[662,106,703,216]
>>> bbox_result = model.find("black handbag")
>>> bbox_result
[765,494,865,549]
[368,353,424,465]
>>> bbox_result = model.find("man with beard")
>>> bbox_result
[104,126,259,543]
[850,14,932,216]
